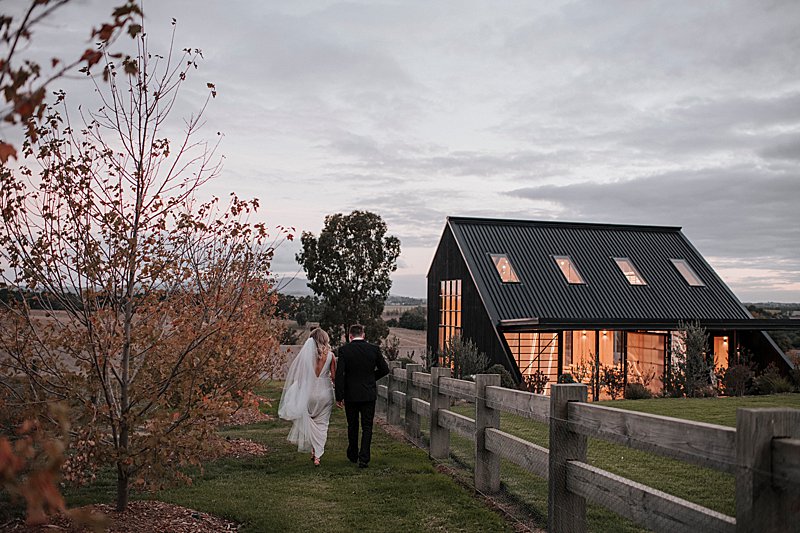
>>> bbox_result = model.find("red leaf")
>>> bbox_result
[95,23,115,42]
[81,49,103,67]
[0,141,17,163]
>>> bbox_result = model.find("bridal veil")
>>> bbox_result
[278,337,317,451]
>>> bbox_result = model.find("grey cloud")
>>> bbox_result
[507,166,800,265]
[761,134,800,162]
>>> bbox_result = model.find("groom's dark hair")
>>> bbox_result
[349,324,365,338]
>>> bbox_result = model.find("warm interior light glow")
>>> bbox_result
[490,254,520,283]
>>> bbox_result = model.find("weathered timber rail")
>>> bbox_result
[377,361,800,533]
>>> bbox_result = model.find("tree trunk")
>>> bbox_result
[115,457,129,511]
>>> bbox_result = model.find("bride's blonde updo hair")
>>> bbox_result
[310,328,330,360]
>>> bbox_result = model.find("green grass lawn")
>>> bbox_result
[4,388,798,533]
[445,392,800,533]
[60,381,512,533]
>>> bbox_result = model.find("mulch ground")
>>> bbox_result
[2,500,238,532]
[3,406,273,533]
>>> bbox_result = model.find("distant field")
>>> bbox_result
[383,304,425,318]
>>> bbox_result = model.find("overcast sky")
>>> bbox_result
[21,0,800,302]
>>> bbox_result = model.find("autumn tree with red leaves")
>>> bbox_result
[0,0,142,163]
[0,20,285,513]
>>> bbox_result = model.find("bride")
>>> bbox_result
[278,328,336,466]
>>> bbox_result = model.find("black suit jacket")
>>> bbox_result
[335,339,390,403]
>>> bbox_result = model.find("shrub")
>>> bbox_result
[486,364,516,388]
[600,365,626,400]
[396,357,414,368]
[789,352,800,392]
[558,373,576,384]
[721,364,754,396]
[383,335,401,362]
[695,384,718,398]
[753,363,794,395]
[442,336,490,379]
[667,321,711,397]
[520,370,549,394]
[386,318,399,328]
[624,382,653,400]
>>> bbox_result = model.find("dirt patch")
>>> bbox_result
[3,500,238,532]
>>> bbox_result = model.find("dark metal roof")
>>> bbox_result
[447,216,753,325]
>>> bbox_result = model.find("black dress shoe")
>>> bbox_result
[357,461,368,468]
[348,456,358,464]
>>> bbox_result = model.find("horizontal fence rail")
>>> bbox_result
[566,461,737,533]
[412,371,431,390]
[485,428,549,479]
[485,385,550,422]
[438,409,476,439]
[439,376,476,401]
[568,402,737,474]
[377,366,800,533]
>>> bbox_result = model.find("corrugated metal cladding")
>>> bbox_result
[448,217,751,324]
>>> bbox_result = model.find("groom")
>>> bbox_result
[335,324,390,468]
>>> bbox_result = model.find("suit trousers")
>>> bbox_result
[344,400,376,465]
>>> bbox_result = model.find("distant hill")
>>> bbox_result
[386,295,426,305]
[275,278,426,305]
[274,277,312,296]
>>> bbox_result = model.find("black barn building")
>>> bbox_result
[426,216,793,398]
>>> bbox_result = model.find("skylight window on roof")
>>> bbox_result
[553,256,585,284]
[614,257,647,285]
[670,259,705,287]
[490,254,520,283]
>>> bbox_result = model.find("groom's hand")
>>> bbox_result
[336,400,344,409]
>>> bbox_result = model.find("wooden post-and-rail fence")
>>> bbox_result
[376,361,800,533]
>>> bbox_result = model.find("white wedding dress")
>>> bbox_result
[278,338,335,457]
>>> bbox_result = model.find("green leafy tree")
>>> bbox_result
[398,306,426,330]
[297,211,400,345]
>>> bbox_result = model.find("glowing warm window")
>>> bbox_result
[670,259,704,287]
[438,279,462,354]
[490,254,520,283]
[614,257,646,285]
[553,256,585,284]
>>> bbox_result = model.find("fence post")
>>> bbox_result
[475,373,501,493]
[375,376,389,419]
[736,408,800,533]
[548,383,588,533]
[387,361,403,426]
[405,364,422,439]
[429,366,451,459]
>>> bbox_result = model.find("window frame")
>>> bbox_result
[489,253,521,283]
[613,257,647,286]
[670,259,705,287]
[552,255,586,285]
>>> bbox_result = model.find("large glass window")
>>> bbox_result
[628,332,665,393]
[553,256,585,284]
[503,332,559,393]
[490,254,520,283]
[438,279,462,353]
[614,257,647,285]
[670,259,704,287]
